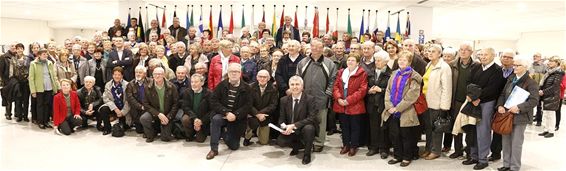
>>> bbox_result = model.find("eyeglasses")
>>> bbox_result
[512,64,523,67]
[502,56,514,59]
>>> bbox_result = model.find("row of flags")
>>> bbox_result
[127,5,412,42]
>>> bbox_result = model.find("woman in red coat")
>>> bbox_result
[207,40,240,90]
[53,79,82,135]
[332,53,368,156]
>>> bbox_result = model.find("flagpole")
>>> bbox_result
[251,5,255,33]
[326,7,329,34]
[333,8,338,39]
[367,9,370,33]
[304,6,307,32]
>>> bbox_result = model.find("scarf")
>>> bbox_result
[111,81,124,109]
[390,66,413,118]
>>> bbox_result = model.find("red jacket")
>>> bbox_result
[207,54,241,90]
[561,74,566,99]
[332,67,368,115]
[53,91,81,126]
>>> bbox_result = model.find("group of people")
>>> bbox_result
[0,15,564,169]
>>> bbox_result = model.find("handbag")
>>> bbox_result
[433,110,453,133]
[491,111,514,135]
[414,93,428,115]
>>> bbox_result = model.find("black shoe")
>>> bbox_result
[15,116,22,122]
[38,124,46,129]
[380,152,389,159]
[536,122,541,126]
[400,160,411,167]
[538,132,549,136]
[302,155,311,165]
[473,163,489,170]
[243,138,253,146]
[313,146,323,152]
[102,130,111,135]
[556,127,560,131]
[544,133,554,138]
[23,117,29,122]
[146,137,154,143]
[290,149,299,156]
[5,115,11,120]
[449,152,463,159]
[96,125,103,131]
[388,159,402,165]
[497,167,510,171]
[488,155,501,161]
[462,158,479,165]
[366,149,378,156]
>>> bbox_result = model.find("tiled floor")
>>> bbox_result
[1,104,565,170]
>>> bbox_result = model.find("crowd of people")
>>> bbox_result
[1,15,565,170]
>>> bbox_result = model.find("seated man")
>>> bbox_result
[206,63,252,160]
[244,70,279,146]
[181,73,211,142]
[77,76,103,130]
[277,76,319,165]
[140,67,179,142]
[125,65,150,134]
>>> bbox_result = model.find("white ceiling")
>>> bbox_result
[1,0,565,40]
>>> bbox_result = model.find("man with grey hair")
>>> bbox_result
[361,41,376,72]
[244,69,278,146]
[277,75,318,165]
[446,41,479,159]
[140,67,179,142]
[399,39,427,75]
[276,40,304,97]
[71,44,88,88]
[276,16,300,44]
[168,42,189,73]
[531,52,546,127]
[125,65,150,134]
[181,73,212,142]
[296,39,337,152]
[207,63,252,159]
[0,42,16,120]
[330,42,347,69]
[464,48,506,170]
[169,17,187,43]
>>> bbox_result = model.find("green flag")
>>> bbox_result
[347,9,352,35]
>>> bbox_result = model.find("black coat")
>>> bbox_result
[126,79,150,112]
[541,69,565,110]
[168,53,189,73]
[250,82,279,126]
[77,86,103,114]
[278,94,319,133]
[275,54,304,95]
[168,25,187,43]
[182,88,212,124]
[0,51,15,85]
[210,80,252,122]
[366,67,392,115]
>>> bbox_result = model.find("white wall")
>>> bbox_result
[517,30,566,58]
[0,18,54,50]
[52,29,100,47]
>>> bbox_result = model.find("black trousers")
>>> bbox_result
[99,106,126,132]
[31,96,37,122]
[181,115,209,142]
[556,99,563,128]
[13,82,30,119]
[81,110,100,127]
[367,105,390,152]
[140,112,173,140]
[210,114,242,151]
[463,125,478,160]
[388,117,417,161]
[277,124,316,156]
[535,99,543,123]
[129,108,145,133]
[449,101,465,154]
[490,133,502,157]
[36,91,53,125]
[327,106,338,131]
[58,115,83,135]
[339,113,362,147]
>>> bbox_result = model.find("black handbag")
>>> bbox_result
[433,111,453,133]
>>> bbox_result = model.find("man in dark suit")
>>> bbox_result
[277,76,319,165]
[206,63,252,160]
[169,17,187,43]
[106,37,134,81]
[275,16,300,45]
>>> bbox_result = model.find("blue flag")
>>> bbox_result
[384,11,391,42]
[217,8,223,38]
[359,10,365,41]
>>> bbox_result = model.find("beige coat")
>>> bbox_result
[452,99,479,135]
[382,69,422,127]
[424,59,452,110]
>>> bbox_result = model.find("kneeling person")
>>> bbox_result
[181,73,212,142]
[140,67,179,142]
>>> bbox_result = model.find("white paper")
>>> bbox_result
[504,85,530,108]
[268,123,294,133]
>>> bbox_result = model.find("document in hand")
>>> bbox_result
[504,85,530,109]
[268,123,294,133]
